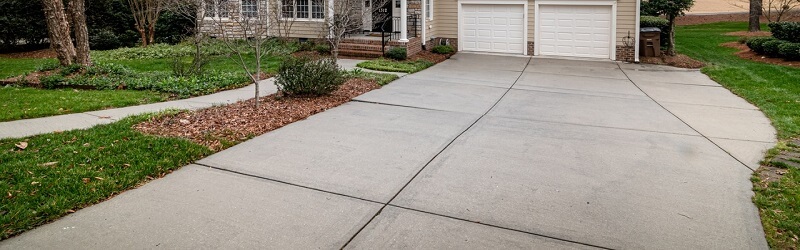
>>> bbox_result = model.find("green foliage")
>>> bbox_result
[640,0,661,16]
[91,39,293,61]
[275,57,344,96]
[778,43,800,60]
[640,16,669,29]
[644,0,694,18]
[343,69,399,86]
[171,54,210,77]
[384,47,408,60]
[768,22,800,43]
[0,115,212,239]
[0,0,47,49]
[431,45,455,54]
[746,37,777,54]
[297,41,317,52]
[356,58,434,73]
[59,64,84,76]
[0,87,166,122]
[154,11,195,45]
[314,44,332,54]
[763,40,788,57]
[40,75,67,89]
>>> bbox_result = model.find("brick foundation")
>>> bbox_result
[527,42,535,56]
[429,37,458,51]
[616,46,635,62]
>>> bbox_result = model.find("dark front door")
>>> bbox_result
[372,0,392,32]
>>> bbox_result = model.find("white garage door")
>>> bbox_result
[461,4,525,54]
[537,5,613,59]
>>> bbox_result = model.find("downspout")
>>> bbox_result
[421,0,426,48]
[635,0,641,62]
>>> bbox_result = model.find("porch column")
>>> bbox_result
[399,0,408,42]
[328,0,334,38]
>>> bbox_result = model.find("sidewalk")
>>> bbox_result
[0,79,277,140]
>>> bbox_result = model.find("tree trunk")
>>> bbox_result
[749,0,762,32]
[667,15,677,56]
[148,24,156,45]
[68,0,92,66]
[42,0,76,66]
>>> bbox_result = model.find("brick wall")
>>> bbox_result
[527,42,535,56]
[404,37,422,56]
[615,46,635,62]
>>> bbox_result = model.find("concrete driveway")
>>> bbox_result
[1,54,775,249]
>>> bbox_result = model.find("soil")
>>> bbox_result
[721,41,800,68]
[724,31,772,37]
[640,54,706,69]
[0,70,55,86]
[134,78,380,150]
[0,49,56,59]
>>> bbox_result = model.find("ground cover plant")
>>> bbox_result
[356,58,434,73]
[676,21,800,248]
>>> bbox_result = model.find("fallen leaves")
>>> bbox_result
[15,142,28,150]
[38,162,58,167]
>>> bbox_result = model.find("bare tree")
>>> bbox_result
[762,0,800,22]
[164,0,207,74]
[129,0,165,47]
[750,0,763,31]
[41,0,91,66]
[323,0,390,60]
[207,0,278,108]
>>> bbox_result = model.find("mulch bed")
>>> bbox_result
[724,31,772,37]
[0,49,56,59]
[410,50,450,63]
[640,54,706,69]
[721,41,800,68]
[134,78,380,150]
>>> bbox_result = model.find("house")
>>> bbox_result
[200,0,641,62]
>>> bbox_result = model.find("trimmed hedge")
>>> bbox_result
[763,40,789,57]
[640,16,669,29]
[768,22,800,43]
[747,37,777,54]
[431,45,455,54]
[778,43,800,60]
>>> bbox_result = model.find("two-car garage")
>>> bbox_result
[458,1,617,60]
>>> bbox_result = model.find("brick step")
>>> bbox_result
[341,38,386,45]
[338,43,388,52]
[338,49,384,58]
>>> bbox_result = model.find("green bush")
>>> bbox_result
[298,41,316,52]
[314,44,331,54]
[640,15,669,29]
[431,45,455,54]
[747,37,777,54]
[275,57,344,96]
[640,0,660,16]
[768,22,800,43]
[0,0,47,49]
[385,47,407,60]
[763,40,788,57]
[778,43,800,60]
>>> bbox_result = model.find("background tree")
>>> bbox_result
[645,0,695,56]
[128,0,165,47]
[68,0,92,65]
[761,0,800,22]
[42,0,79,66]
[750,0,763,31]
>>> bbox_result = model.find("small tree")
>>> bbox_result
[128,0,165,47]
[164,0,206,75]
[762,0,800,22]
[646,0,695,56]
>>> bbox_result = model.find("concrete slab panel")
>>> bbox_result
[524,64,629,80]
[346,206,594,249]
[198,102,479,202]
[354,77,508,114]
[489,90,699,135]
[531,58,620,69]
[514,72,648,100]
[407,67,522,88]
[662,102,776,142]
[392,116,767,249]
[623,69,721,86]
[0,165,381,249]
[437,53,530,71]
[0,113,112,140]
[710,137,775,170]
[636,80,756,109]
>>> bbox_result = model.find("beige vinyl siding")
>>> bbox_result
[527,0,534,41]
[433,0,457,38]
[270,20,327,38]
[615,0,637,46]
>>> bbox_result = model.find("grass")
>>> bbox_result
[356,58,435,73]
[0,87,167,122]
[0,58,56,79]
[344,69,399,86]
[676,22,800,248]
[0,114,213,240]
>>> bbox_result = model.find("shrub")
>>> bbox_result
[40,75,66,89]
[298,41,316,52]
[431,45,455,54]
[385,47,407,60]
[640,15,669,29]
[36,61,60,72]
[763,40,788,57]
[314,44,331,54]
[778,43,800,60]
[747,37,777,54]
[275,57,344,96]
[768,22,800,43]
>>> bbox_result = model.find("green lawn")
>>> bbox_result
[0,58,56,79]
[356,58,435,73]
[676,22,800,248]
[0,87,167,122]
[0,115,213,240]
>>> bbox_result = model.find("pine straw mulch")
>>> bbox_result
[721,41,800,68]
[640,54,706,69]
[724,31,772,37]
[134,78,380,150]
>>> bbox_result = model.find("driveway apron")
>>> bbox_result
[1,54,774,249]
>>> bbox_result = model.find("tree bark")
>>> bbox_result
[42,0,76,66]
[749,0,762,32]
[667,14,677,56]
[68,0,92,66]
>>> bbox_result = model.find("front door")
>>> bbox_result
[372,0,393,32]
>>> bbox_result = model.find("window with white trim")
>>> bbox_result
[282,0,324,19]
[241,0,258,18]
[205,0,230,18]
[425,0,432,19]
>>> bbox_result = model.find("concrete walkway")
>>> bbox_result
[0,53,774,249]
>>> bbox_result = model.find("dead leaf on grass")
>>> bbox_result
[15,142,28,150]
[38,162,58,167]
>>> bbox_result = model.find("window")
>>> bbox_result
[282,0,324,19]
[205,0,230,18]
[425,0,432,19]
[241,0,258,18]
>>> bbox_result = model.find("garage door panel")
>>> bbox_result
[461,4,525,54]
[537,5,612,59]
